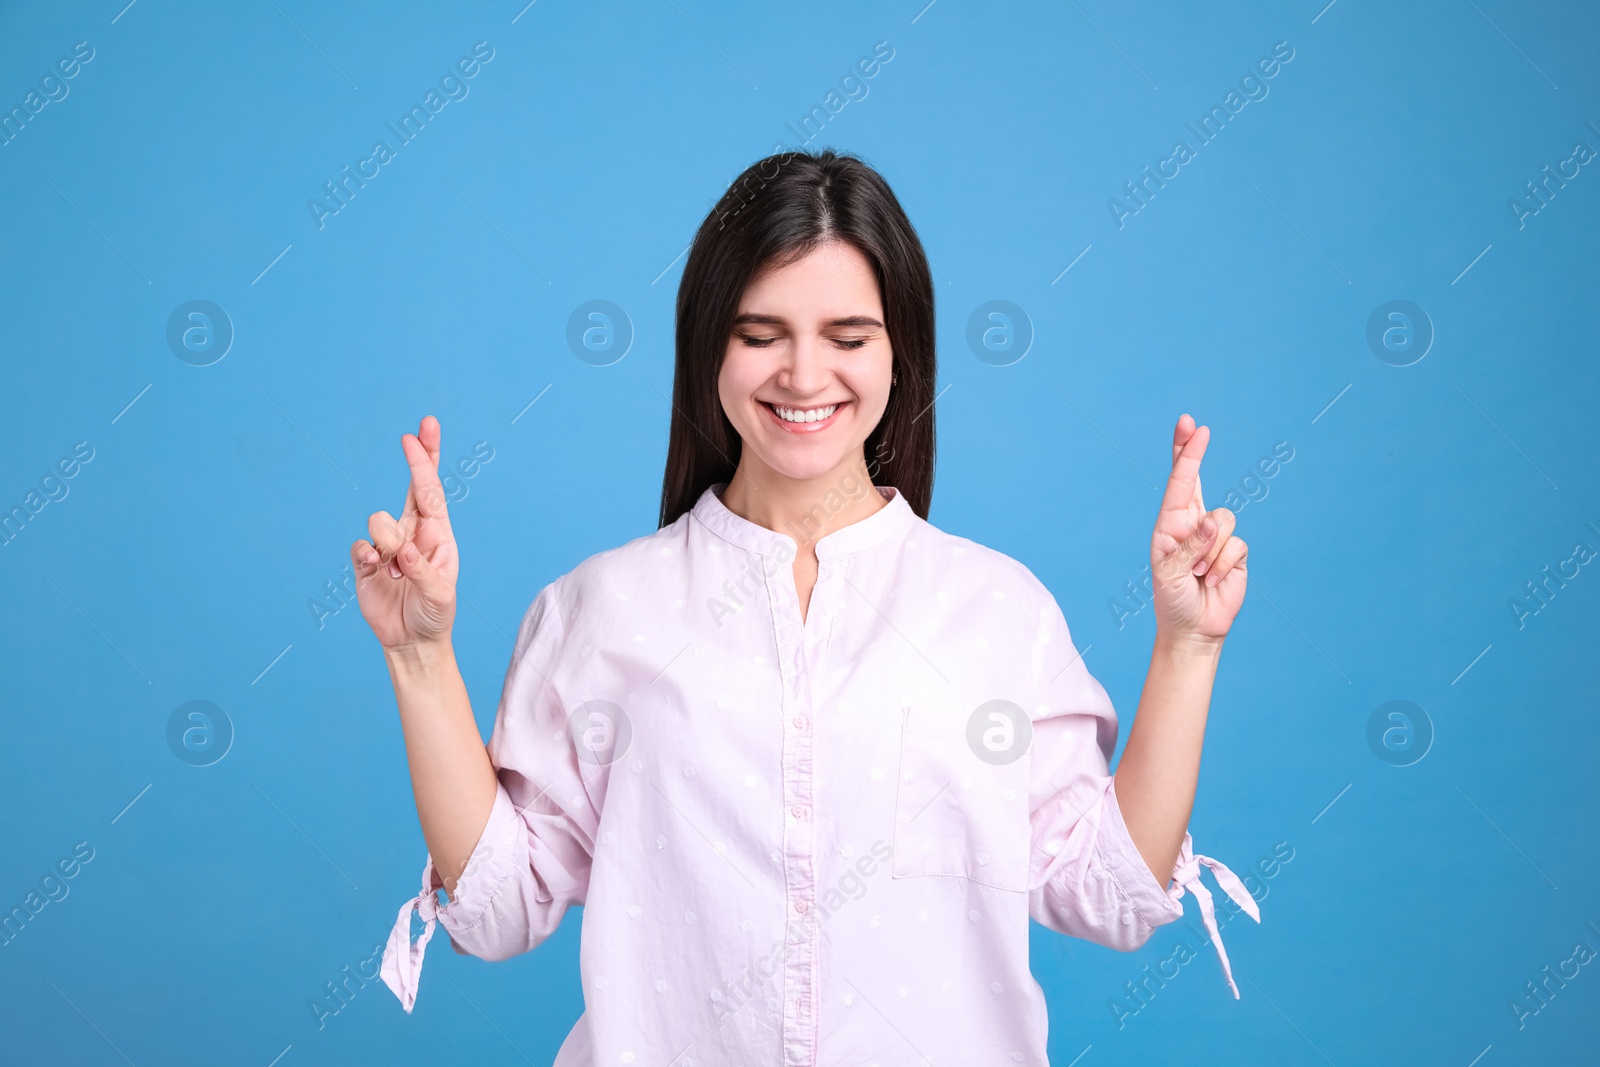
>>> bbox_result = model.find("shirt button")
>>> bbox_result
[791,804,806,818]
[794,900,810,914]
[792,716,808,730]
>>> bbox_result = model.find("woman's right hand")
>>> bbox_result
[352,415,459,651]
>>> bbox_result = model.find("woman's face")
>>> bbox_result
[718,240,893,485]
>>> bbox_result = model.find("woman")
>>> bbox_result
[361,149,1256,1064]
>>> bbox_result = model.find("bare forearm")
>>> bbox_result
[1113,633,1222,889]
[383,639,498,898]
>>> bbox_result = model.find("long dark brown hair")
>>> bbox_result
[658,148,936,529]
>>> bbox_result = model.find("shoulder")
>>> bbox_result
[908,519,1096,702]
[900,515,1062,619]
[537,510,695,628]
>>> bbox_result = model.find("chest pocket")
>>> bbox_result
[890,705,1030,893]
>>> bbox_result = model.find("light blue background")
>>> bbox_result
[2,1,1596,1063]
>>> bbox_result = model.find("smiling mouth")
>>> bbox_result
[765,401,840,423]
[761,400,847,433]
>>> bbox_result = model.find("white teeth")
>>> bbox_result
[773,403,838,424]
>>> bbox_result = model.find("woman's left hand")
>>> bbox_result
[1149,414,1248,644]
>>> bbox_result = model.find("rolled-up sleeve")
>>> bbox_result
[381,579,597,1011]
[1024,587,1260,996]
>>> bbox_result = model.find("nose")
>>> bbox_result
[776,334,829,398]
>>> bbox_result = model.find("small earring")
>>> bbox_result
[891,372,898,386]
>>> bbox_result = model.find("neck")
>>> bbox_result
[720,453,888,550]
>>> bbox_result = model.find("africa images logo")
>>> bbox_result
[1106,40,1296,230]
[307,42,496,231]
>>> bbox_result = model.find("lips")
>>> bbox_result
[762,400,847,434]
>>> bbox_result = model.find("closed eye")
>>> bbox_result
[738,335,872,350]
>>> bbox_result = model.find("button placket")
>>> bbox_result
[765,545,820,1067]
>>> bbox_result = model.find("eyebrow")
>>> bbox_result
[732,313,884,329]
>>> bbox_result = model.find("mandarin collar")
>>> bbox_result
[690,480,915,560]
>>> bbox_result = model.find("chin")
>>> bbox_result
[760,447,853,483]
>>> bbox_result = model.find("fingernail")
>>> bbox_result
[1193,559,1209,576]
[401,543,419,564]
[1200,517,1217,538]
[1206,572,1220,587]
[387,561,402,579]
